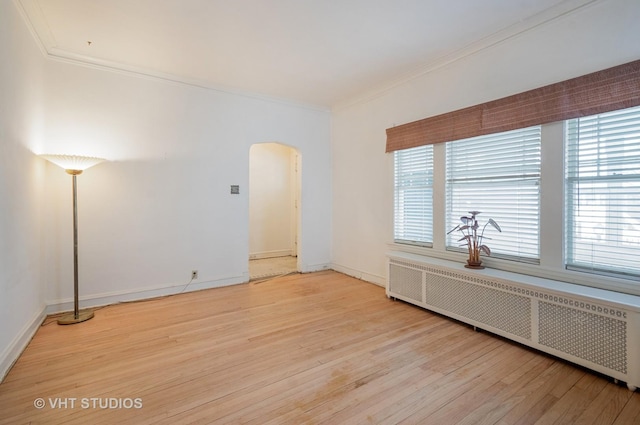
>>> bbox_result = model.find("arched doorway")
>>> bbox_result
[248,142,300,280]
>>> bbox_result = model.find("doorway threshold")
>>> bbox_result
[249,256,298,281]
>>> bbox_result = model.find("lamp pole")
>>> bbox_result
[71,171,81,321]
[58,169,94,324]
[40,154,105,325]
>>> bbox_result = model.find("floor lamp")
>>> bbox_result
[41,154,105,325]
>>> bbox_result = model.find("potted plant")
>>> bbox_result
[447,211,501,269]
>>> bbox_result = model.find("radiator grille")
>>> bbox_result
[424,272,531,339]
[389,264,422,303]
[387,256,634,384]
[539,302,627,374]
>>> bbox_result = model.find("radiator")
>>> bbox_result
[387,252,640,391]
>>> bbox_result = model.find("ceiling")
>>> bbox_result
[18,0,596,108]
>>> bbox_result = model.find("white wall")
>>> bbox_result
[38,49,331,310]
[249,143,297,259]
[0,0,47,379]
[331,0,640,286]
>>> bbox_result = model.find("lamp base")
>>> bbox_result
[57,310,94,325]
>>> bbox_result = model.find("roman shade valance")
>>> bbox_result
[385,59,640,152]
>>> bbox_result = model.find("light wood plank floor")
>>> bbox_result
[1,271,638,424]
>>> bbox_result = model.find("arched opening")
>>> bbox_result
[248,142,300,280]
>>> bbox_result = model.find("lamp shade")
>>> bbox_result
[40,154,105,172]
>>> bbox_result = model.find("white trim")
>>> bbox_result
[334,0,600,110]
[13,0,328,113]
[331,263,386,287]
[249,250,293,260]
[47,51,329,112]
[45,274,249,315]
[388,242,640,297]
[389,250,640,310]
[11,0,50,56]
[15,0,600,112]
[0,304,47,383]
[299,262,331,274]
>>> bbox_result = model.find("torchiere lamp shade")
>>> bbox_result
[40,154,105,173]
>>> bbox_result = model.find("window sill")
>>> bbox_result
[387,242,640,297]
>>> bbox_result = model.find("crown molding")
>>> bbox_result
[13,0,330,113]
[12,0,50,56]
[332,0,602,111]
[15,0,601,112]
[48,46,331,112]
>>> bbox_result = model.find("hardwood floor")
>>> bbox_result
[0,271,638,424]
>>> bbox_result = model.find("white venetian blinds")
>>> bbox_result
[565,105,640,278]
[445,126,541,262]
[394,145,434,246]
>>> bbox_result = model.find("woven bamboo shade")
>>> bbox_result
[386,59,640,152]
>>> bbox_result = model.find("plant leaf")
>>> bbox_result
[479,245,491,256]
[488,218,502,232]
[446,224,460,235]
[460,216,472,224]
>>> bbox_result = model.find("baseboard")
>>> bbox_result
[299,262,331,274]
[0,304,47,383]
[45,273,249,314]
[249,250,293,260]
[331,263,386,287]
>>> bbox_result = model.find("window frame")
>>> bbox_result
[564,105,640,280]
[390,108,640,296]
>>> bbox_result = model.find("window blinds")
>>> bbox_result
[566,105,640,278]
[394,145,434,246]
[446,126,541,262]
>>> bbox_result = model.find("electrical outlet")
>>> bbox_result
[191,270,198,280]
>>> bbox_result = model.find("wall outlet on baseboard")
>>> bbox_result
[191,270,198,280]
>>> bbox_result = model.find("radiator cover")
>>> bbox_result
[387,253,640,390]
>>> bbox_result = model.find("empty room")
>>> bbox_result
[1,0,639,423]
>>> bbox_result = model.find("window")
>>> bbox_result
[394,145,433,246]
[446,127,541,262]
[566,105,640,278]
